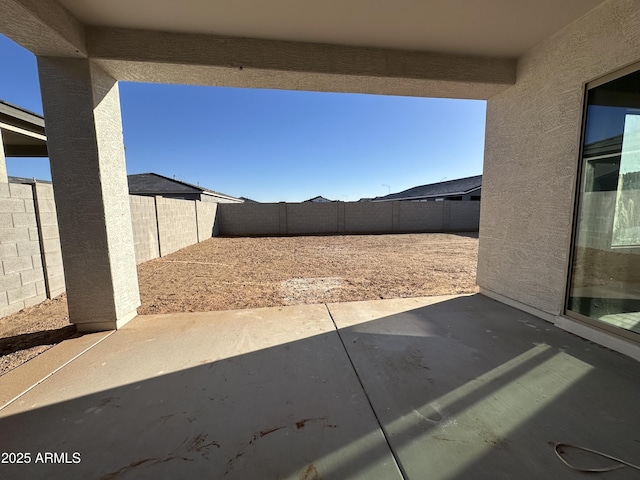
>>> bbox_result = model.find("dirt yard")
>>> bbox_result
[0,233,478,375]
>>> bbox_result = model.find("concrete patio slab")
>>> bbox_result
[0,331,113,409]
[1,295,639,479]
[0,304,401,480]
[327,294,640,479]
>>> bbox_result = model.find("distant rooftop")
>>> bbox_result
[7,175,51,185]
[0,99,47,157]
[0,99,44,124]
[127,173,241,201]
[373,175,482,202]
[303,195,333,203]
[8,173,242,202]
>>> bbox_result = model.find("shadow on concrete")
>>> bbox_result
[0,325,77,356]
[0,295,638,479]
[332,294,640,479]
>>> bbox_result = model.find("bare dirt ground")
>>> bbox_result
[0,233,478,375]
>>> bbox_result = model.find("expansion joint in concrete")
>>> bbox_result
[323,303,407,479]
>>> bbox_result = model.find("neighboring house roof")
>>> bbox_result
[373,175,482,202]
[7,175,51,185]
[239,196,259,203]
[0,99,48,157]
[127,173,242,202]
[304,196,333,203]
[583,134,622,158]
[582,135,624,192]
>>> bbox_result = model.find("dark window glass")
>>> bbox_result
[568,69,640,335]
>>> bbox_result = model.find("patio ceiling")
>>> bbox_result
[0,0,608,99]
[59,0,606,57]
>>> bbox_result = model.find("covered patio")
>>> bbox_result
[1,0,640,356]
[2,1,640,477]
[1,295,638,479]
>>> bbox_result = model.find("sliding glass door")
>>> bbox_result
[568,68,640,337]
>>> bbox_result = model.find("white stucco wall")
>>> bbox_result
[478,0,640,316]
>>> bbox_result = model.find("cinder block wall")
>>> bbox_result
[33,183,65,298]
[155,196,198,256]
[0,183,47,317]
[397,201,444,232]
[447,201,481,232]
[200,195,240,204]
[287,202,338,234]
[218,201,480,236]
[196,202,219,241]
[1,188,478,318]
[1,188,221,319]
[571,190,640,290]
[577,192,615,250]
[130,195,160,264]
[218,203,281,236]
[344,202,393,233]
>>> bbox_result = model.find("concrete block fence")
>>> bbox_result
[1,183,477,319]
[0,182,49,317]
[1,182,219,318]
[129,195,160,264]
[156,196,199,257]
[218,200,480,236]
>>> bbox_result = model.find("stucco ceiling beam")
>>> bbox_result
[0,0,86,56]
[87,27,516,99]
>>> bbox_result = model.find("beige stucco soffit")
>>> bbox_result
[0,0,86,56]
[86,27,516,99]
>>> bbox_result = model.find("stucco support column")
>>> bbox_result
[37,57,140,332]
[0,131,7,183]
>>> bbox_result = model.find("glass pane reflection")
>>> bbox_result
[568,70,640,335]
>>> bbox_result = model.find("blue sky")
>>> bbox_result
[1,34,486,202]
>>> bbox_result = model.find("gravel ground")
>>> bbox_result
[0,233,478,375]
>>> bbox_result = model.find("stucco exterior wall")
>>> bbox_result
[478,0,640,315]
